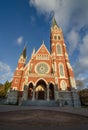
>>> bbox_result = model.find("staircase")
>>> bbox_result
[21,100,58,107]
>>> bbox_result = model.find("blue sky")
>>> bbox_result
[0,0,88,88]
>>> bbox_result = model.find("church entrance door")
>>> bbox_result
[35,80,47,100]
[35,85,45,100]
[38,90,44,99]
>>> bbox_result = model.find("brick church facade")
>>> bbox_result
[7,17,80,107]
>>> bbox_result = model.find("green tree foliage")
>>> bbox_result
[0,81,11,98]
[0,85,5,97]
[78,89,88,106]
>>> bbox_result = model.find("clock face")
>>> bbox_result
[36,63,49,74]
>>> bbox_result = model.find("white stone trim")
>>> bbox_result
[28,81,35,86]
[35,78,48,86]
[51,43,55,46]
[49,81,55,85]
[36,54,49,60]
[70,77,76,89]
[55,77,58,85]
[67,62,72,70]
[12,87,17,90]
[60,80,67,90]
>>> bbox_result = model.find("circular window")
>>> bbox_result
[35,63,49,74]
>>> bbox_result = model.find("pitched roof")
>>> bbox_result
[35,42,50,55]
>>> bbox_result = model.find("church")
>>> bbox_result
[7,17,80,107]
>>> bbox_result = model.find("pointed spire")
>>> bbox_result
[31,48,36,58]
[51,16,59,28]
[21,45,26,59]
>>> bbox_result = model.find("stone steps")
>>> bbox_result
[21,100,58,107]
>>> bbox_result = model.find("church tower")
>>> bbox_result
[50,17,76,90]
[11,46,26,91]
[7,16,80,107]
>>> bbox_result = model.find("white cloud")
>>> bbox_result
[29,0,88,32]
[80,35,88,57]
[0,62,11,72]
[74,34,88,87]
[79,34,88,70]
[29,0,72,30]
[0,61,13,83]
[67,30,79,55]
[17,36,23,45]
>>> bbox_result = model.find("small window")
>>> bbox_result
[54,36,57,40]
[17,71,20,75]
[15,79,18,83]
[58,36,60,40]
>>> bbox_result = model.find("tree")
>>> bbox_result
[0,85,5,97]
[4,81,11,95]
[0,81,11,98]
[78,89,88,106]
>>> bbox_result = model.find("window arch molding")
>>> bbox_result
[59,63,65,77]
[56,43,62,55]
[60,80,67,90]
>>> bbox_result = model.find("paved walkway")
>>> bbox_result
[0,105,88,117]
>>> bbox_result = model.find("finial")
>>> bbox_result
[31,48,36,58]
[42,40,45,44]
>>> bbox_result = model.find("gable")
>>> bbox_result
[36,43,50,55]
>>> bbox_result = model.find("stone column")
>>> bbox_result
[36,91,38,100]
[32,86,35,101]
[47,84,50,101]
[44,90,46,100]
[54,84,59,101]
[22,85,28,101]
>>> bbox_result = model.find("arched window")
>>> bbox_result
[59,63,65,77]
[54,35,57,40]
[60,80,67,90]
[56,44,62,55]
[58,36,60,40]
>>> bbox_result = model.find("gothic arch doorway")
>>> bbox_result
[35,80,47,100]
[28,83,33,99]
[49,83,55,100]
